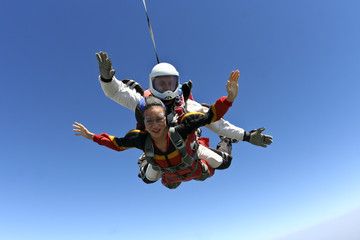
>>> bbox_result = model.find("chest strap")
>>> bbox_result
[144,127,199,176]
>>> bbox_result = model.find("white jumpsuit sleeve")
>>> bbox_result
[185,99,245,141]
[99,76,143,112]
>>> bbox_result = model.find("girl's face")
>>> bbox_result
[143,106,167,139]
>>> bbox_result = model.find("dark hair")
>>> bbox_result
[135,96,166,127]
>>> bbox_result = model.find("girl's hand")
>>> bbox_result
[226,70,239,102]
[73,122,94,140]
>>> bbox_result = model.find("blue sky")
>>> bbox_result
[1,0,360,239]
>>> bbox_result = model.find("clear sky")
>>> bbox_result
[1,0,360,240]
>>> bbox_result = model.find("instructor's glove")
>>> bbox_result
[244,127,273,148]
[96,51,116,80]
[181,80,193,102]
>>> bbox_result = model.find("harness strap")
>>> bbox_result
[144,135,160,171]
[168,126,199,167]
[144,134,186,174]
[163,160,199,180]
[143,127,200,179]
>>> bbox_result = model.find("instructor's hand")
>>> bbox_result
[249,127,273,148]
[96,51,116,80]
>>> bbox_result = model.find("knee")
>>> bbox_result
[216,152,233,170]
[142,178,157,184]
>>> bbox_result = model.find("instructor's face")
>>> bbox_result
[153,76,178,93]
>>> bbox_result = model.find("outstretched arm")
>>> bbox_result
[178,70,239,135]
[184,71,273,147]
[95,51,143,112]
[223,72,273,147]
[73,122,146,151]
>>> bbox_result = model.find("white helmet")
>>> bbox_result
[149,63,180,100]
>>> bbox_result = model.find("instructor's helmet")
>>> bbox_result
[149,63,179,100]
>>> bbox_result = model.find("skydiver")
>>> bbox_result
[74,70,240,189]
[95,51,273,181]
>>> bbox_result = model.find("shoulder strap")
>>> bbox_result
[168,126,198,167]
[144,134,160,171]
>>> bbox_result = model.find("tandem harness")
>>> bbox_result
[143,124,200,180]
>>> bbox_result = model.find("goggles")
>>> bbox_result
[144,113,166,125]
[152,75,179,93]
